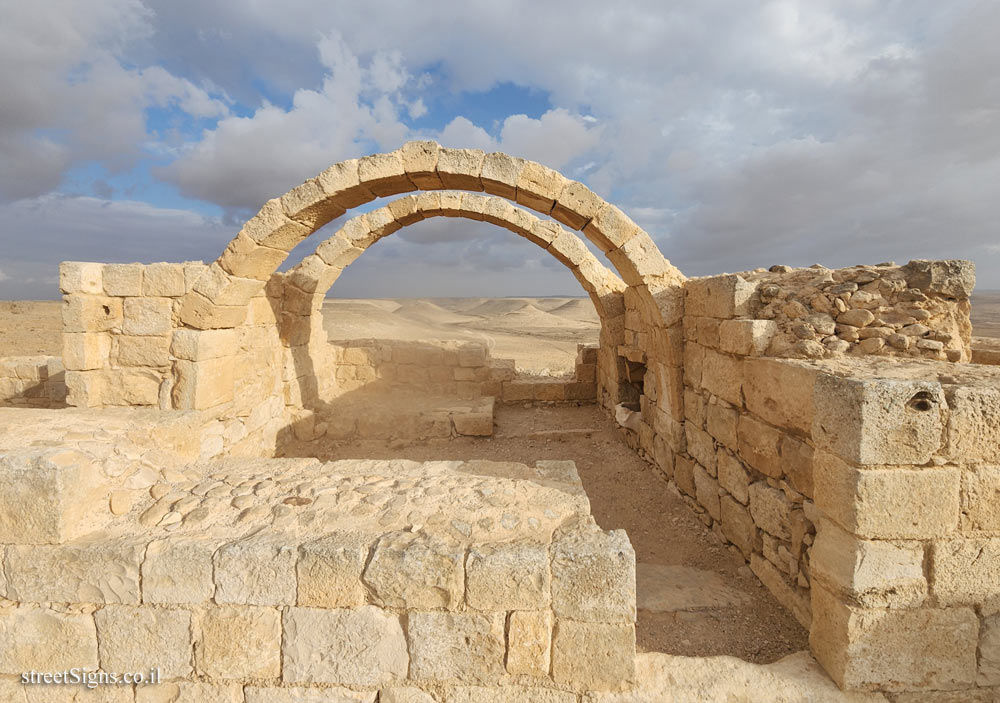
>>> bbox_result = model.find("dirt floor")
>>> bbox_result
[279,403,810,664]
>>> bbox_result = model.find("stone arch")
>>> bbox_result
[179,141,685,331]
[277,191,626,322]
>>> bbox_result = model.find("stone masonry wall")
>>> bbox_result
[0,355,65,407]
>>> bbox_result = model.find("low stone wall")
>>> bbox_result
[0,453,637,699]
[0,355,65,407]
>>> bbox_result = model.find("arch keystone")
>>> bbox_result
[400,141,443,190]
[437,148,485,191]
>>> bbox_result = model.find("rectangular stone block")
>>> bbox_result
[63,332,111,371]
[685,274,755,319]
[122,296,172,336]
[363,531,464,610]
[172,357,234,410]
[95,605,192,679]
[466,541,550,610]
[810,584,978,691]
[0,606,97,673]
[178,290,247,330]
[551,620,635,691]
[719,318,778,356]
[116,335,171,367]
[930,538,1000,610]
[748,481,793,540]
[813,451,959,539]
[0,449,109,544]
[700,348,742,407]
[60,261,103,294]
[706,402,738,451]
[553,180,603,231]
[693,464,721,521]
[742,358,817,435]
[102,263,143,296]
[5,538,143,604]
[142,536,219,604]
[674,455,696,497]
[684,423,717,474]
[944,384,1000,464]
[143,262,187,296]
[582,204,640,252]
[720,495,758,558]
[62,295,123,333]
[136,682,244,703]
[214,534,297,606]
[813,374,945,465]
[196,605,281,679]
[408,611,505,684]
[506,610,552,677]
[169,328,236,361]
[297,532,371,608]
[810,520,927,608]
[550,529,636,623]
[960,465,1000,533]
[717,450,749,504]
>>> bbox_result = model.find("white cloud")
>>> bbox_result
[0,268,8,282]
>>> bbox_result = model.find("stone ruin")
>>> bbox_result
[0,141,998,702]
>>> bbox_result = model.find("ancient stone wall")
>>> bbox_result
[0,355,65,407]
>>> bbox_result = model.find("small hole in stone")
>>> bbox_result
[907,391,935,412]
[102,305,110,315]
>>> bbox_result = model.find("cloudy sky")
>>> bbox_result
[1,0,998,299]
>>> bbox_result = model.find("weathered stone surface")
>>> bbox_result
[749,482,793,540]
[706,402,738,450]
[143,262,187,296]
[901,259,976,299]
[813,452,959,539]
[214,534,297,606]
[282,606,407,686]
[408,611,505,683]
[685,274,755,319]
[142,536,218,604]
[582,651,889,703]
[751,554,811,630]
[63,332,111,371]
[363,531,464,609]
[742,359,817,435]
[550,528,636,623]
[635,563,751,612]
[719,319,778,356]
[0,606,97,673]
[812,374,945,465]
[552,620,635,690]
[980,613,1000,686]
[445,687,577,703]
[60,261,103,295]
[95,605,191,679]
[122,297,172,336]
[930,538,1000,610]
[170,328,237,361]
[700,349,742,407]
[810,584,978,691]
[810,521,927,608]
[197,606,281,679]
[693,464,721,521]
[4,539,143,604]
[506,610,552,677]
[960,465,1000,532]
[297,532,371,608]
[466,541,550,610]
[172,357,234,410]
[720,496,758,558]
[717,450,750,504]
[379,688,435,703]
[135,682,243,703]
[944,385,1000,463]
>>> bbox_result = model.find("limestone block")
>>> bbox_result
[318,158,376,209]
[116,335,170,367]
[930,538,1000,609]
[143,262,187,296]
[99,263,143,297]
[901,259,976,299]
[809,584,978,691]
[749,482,793,540]
[550,529,636,623]
[480,151,524,199]
[693,464,721,521]
[241,198,313,250]
[981,613,1000,686]
[607,231,678,287]
[685,274,755,319]
[178,291,247,330]
[63,332,111,371]
[506,610,552,677]
[218,231,288,282]
[553,180,603,231]
[719,319,778,356]
[960,465,1000,532]
[742,359,817,435]
[0,449,108,544]
[363,531,464,609]
[466,541,550,610]
[458,345,488,367]
[408,611,505,683]
[720,496,758,558]
[584,204,643,255]
[674,455,696,497]
[366,206,403,241]
[191,263,264,307]
[551,620,635,691]
[136,682,243,703]
[380,688,436,703]
[62,295,123,333]
[453,410,493,436]
[718,450,750,504]
[548,230,591,268]
[18,679,132,700]
[700,349,742,407]
[297,532,372,608]
[944,385,1000,464]
[245,687,375,703]
[171,357,234,410]
[281,177,345,230]
[813,452,959,539]
[316,234,365,270]
[283,606,408,686]
[706,403,738,450]
[196,605,281,679]
[122,296,172,336]
[812,374,945,465]
[214,534,297,606]
[516,160,566,213]
[400,140,443,189]
[60,261,103,294]
[142,536,219,604]
[5,539,143,604]
[437,148,485,191]
[95,605,192,679]
[170,328,236,361]
[810,521,926,608]
[480,195,521,230]
[0,606,97,673]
